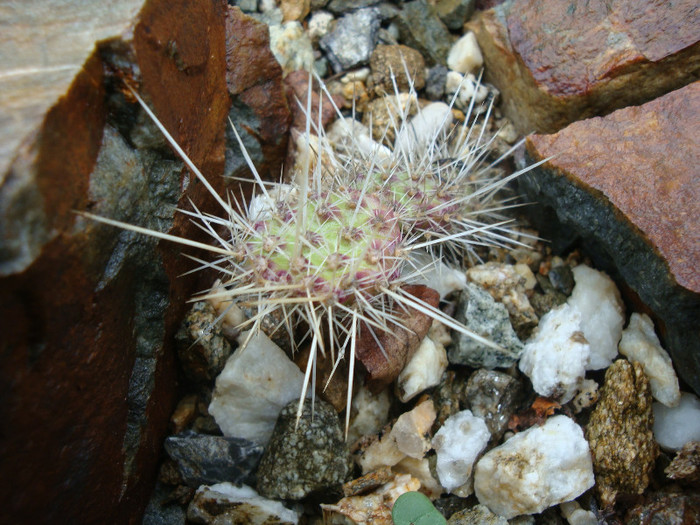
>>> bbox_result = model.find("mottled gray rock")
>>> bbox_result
[164,431,264,488]
[320,8,381,72]
[449,283,523,368]
[395,0,454,66]
[465,369,523,441]
[548,264,574,295]
[175,302,232,384]
[256,399,350,499]
[425,65,448,100]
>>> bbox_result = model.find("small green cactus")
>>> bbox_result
[85,75,538,431]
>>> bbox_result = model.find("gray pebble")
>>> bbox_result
[449,283,523,369]
[164,431,263,487]
[320,8,381,72]
[256,399,350,500]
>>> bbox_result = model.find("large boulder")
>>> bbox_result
[468,0,700,133]
[0,1,230,522]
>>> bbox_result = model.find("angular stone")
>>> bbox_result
[520,82,700,395]
[164,432,264,487]
[0,1,230,522]
[395,0,454,66]
[586,360,659,509]
[468,0,700,133]
[225,7,292,184]
[256,399,350,500]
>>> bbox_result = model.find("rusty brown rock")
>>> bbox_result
[225,7,292,184]
[355,285,440,392]
[284,70,343,134]
[370,44,426,95]
[468,0,700,133]
[586,360,659,509]
[0,1,230,523]
[521,82,700,396]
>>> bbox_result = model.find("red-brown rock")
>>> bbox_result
[521,81,700,396]
[469,0,700,133]
[355,285,440,392]
[0,1,230,523]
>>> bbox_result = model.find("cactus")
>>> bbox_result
[84,74,542,432]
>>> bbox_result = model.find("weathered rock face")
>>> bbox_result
[0,0,231,522]
[520,81,700,396]
[468,0,700,133]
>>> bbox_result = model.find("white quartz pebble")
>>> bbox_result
[560,501,597,525]
[394,102,453,154]
[519,303,590,403]
[208,331,306,445]
[397,333,448,402]
[447,32,483,74]
[567,265,625,370]
[653,392,700,451]
[474,415,594,519]
[619,313,680,407]
[432,410,490,497]
[189,483,299,524]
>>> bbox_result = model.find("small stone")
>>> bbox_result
[464,369,524,440]
[474,415,594,519]
[347,385,392,445]
[547,264,574,295]
[395,102,453,154]
[175,301,233,384]
[396,0,454,66]
[432,410,490,497]
[208,331,306,445]
[320,8,381,72]
[280,0,310,22]
[170,394,198,434]
[307,10,335,43]
[342,466,394,497]
[447,32,483,75]
[466,262,538,339]
[322,473,421,524]
[393,456,443,500]
[450,283,524,369]
[327,117,392,164]
[164,431,263,488]
[370,44,426,94]
[425,65,449,100]
[404,251,467,300]
[445,71,489,110]
[624,492,700,525]
[653,392,700,451]
[519,303,590,404]
[665,441,700,482]
[566,265,624,370]
[235,0,259,12]
[187,483,299,524]
[572,379,599,413]
[142,481,188,525]
[362,93,417,145]
[268,21,315,74]
[448,504,507,525]
[326,0,380,14]
[619,313,681,407]
[431,371,467,431]
[256,399,350,500]
[586,359,658,509]
[358,399,436,473]
[397,332,448,402]
[436,0,476,32]
[559,501,597,525]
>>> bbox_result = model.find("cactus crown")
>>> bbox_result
[84,73,542,433]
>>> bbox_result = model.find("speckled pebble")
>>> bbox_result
[256,399,350,500]
[448,503,507,525]
[465,369,523,441]
[450,283,523,369]
[320,8,381,72]
[586,359,659,508]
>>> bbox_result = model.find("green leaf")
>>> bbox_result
[392,491,447,525]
